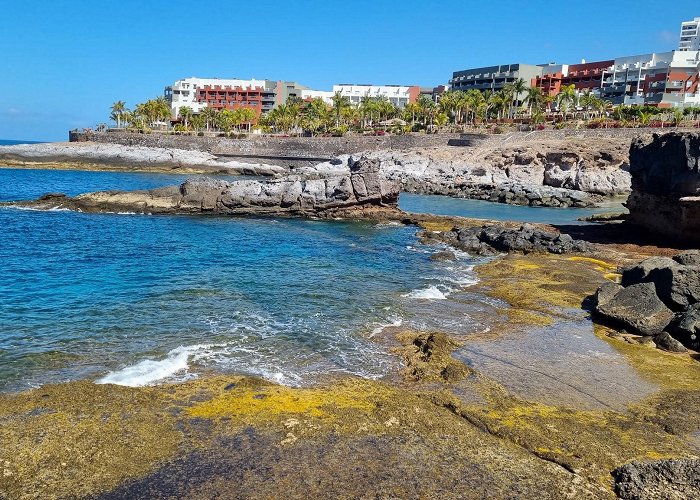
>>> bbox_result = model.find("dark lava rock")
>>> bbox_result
[621,257,677,288]
[669,303,700,351]
[673,250,700,266]
[594,282,674,336]
[627,132,700,244]
[595,281,623,307]
[621,256,700,311]
[653,332,688,353]
[629,132,700,196]
[612,458,700,500]
[452,223,589,256]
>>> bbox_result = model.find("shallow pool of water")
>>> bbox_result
[399,193,627,225]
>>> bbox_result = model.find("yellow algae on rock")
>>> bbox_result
[594,324,700,392]
[186,380,393,426]
[417,220,456,232]
[567,256,618,273]
[0,381,182,500]
[475,254,602,327]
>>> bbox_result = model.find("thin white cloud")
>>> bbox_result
[659,30,678,43]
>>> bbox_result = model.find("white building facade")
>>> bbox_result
[164,77,275,118]
[680,17,700,51]
[331,84,420,108]
[300,89,335,104]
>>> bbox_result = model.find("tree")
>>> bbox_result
[190,113,205,132]
[404,102,421,129]
[508,78,527,118]
[201,106,218,132]
[556,84,577,120]
[525,87,544,117]
[110,101,127,128]
[178,106,193,130]
[331,91,350,128]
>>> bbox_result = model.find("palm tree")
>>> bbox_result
[509,78,528,119]
[331,92,350,128]
[404,102,421,129]
[178,106,193,130]
[525,87,544,117]
[201,106,218,132]
[556,84,577,121]
[110,101,127,128]
[639,111,652,127]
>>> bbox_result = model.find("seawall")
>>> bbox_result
[69,131,466,167]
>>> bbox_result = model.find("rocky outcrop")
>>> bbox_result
[421,223,590,256]
[627,132,700,244]
[0,142,288,176]
[402,179,599,208]
[612,459,700,500]
[593,251,700,351]
[309,136,631,208]
[10,157,401,218]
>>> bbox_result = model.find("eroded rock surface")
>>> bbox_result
[421,222,590,256]
[612,459,700,500]
[0,141,287,176]
[9,157,401,218]
[310,136,631,207]
[627,132,700,244]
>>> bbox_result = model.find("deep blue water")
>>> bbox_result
[0,168,485,391]
[0,139,43,146]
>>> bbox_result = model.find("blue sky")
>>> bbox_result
[0,0,697,141]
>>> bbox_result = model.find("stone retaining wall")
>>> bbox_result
[69,131,463,160]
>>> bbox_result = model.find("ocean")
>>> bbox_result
[0,168,488,392]
[0,139,44,146]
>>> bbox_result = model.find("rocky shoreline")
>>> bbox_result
[0,142,287,176]
[1,132,699,498]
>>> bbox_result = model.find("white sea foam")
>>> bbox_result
[96,341,309,388]
[370,316,404,337]
[402,285,448,300]
[96,345,196,387]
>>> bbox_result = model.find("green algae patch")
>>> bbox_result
[475,254,604,327]
[455,392,695,491]
[594,324,700,391]
[0,381,182,500]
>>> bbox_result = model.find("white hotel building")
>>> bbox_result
[331,84,421,108]
[680,17,700,51]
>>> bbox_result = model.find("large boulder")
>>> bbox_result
[594,282,674,336]
[627,133,700,244]
[669,303,700,351]
[621,256,700,311]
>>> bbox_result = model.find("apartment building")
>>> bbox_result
[165,78,275,118]
[165,78,314,119]
[535,60,613,97]
[680,17,700,51]
[331,84,421,108]
[449,63,544,105]
[300,89,335,104]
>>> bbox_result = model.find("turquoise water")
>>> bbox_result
[0,168,485,391]
[399,193,626,225]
